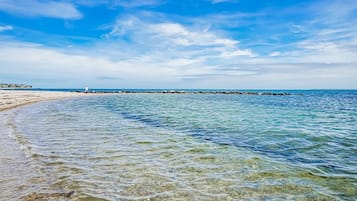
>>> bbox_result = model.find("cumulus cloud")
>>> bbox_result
[1,38,356,89]
[0,0,82,19]
[148,22,239,47]
[0,41,197,88]
[1,1,357,89]
[103,14,253,62]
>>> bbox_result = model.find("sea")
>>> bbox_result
[1,89,356,200]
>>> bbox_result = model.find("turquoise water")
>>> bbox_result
[5,90,357,200]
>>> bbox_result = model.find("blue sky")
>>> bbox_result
[0,0,356,89]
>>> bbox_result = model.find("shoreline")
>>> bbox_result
[0,90,104,112]
[0,90,355,200]
[0,89,293,112]
[0,90,105,200]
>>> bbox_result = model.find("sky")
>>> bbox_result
[0,0,356,89]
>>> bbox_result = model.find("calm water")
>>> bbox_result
[2,90,357,200]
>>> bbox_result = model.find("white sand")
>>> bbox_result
[0,90,92,112]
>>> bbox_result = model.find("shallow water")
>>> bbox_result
[1,90,356,200]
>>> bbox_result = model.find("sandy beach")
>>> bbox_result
[0,90,91,112]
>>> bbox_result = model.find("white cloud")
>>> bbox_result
[74,0,163,8]
[311,0,357,23]
[0,0,82,19]
[112,0,163,8]
[0,41,203,88]
[0,39,356,89]
[285,1,357,65]
[210,0,237,4]
[0,25,13,32]
[269,51,281,57]
[103,15,253,65]
[148,22,239,47]
[220,49,254,57]
[1,1,357,89]
[161,58,203,67]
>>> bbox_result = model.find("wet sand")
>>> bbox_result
[0,90,96,201]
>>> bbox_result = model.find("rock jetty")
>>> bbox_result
[82,90,294,96]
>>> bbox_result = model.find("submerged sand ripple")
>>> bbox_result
[0,90,97,201]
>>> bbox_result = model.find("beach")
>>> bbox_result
[1,0,356,199]
[0,90,90,112]
[0,90,356,200]
[0,90,95,201]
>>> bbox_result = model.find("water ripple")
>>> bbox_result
[2,91,356,200]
